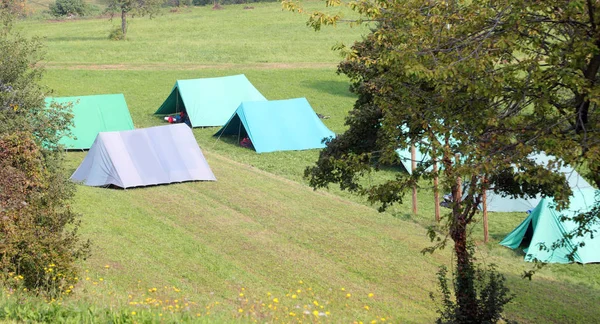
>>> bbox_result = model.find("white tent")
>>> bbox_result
[71,124,216,188]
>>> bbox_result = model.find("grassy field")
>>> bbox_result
[12,1,600,322]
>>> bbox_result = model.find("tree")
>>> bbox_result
[285,0,599,321]
[106,0,163,40]
[0,9,89,294]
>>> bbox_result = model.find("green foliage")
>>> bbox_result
[48,0,87,17]
[108,26,125,40]
[431,265,514,324]
[0,11,89,295]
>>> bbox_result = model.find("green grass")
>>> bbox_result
[20,3,367,66]
[11,1,600,322]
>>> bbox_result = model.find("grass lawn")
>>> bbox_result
[11,1,600,322]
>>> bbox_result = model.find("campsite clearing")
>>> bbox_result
[14,2,600,322]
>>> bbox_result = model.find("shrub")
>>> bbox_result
[108,27,125,40]
[0,132,90,296]
[431,265,514,324]
[0,13,89,296]
[49,0,87,17]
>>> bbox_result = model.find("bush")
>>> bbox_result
[108,27,125,40]
[0,13,89,296]
[0,132,90,296]
[431,265,515,324]
[49,0,87,17]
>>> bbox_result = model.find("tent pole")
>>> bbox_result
[411,144,418,215]
[482,177,489,243]
[433,158,440,222]
[176,86,179,113]
[237,120,241,145]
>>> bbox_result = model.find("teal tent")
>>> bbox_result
[500,189,599,263]
[397,145,593,212]
[154,74,267,127]
[47,94,134,150]
[214,98,335,153]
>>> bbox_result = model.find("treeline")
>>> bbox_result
[49,0,277,18]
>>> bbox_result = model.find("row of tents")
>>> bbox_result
[53,74,334,153]
[50,74,598,265]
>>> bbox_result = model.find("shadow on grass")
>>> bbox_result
[302,79,354,98]
[45,36,109,42]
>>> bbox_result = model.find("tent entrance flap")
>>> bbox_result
[155,86,185,115]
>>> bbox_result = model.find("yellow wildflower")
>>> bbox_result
[292,294,297,299]
[368,293,374,298]
[346,293,351,298]
[238,308,244,313]
[313,310,319,317]
[273,298,279,303]
[364,305,370,310]
[131,311,136,316]
[289,312,296,316]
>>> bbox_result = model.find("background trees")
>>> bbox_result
[289,0,599,322]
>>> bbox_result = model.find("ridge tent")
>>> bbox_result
[71,124,216,188]
[500,189,599,263]
[47,94,135,150]
[154,74,267,127]
[485,153,594,212]
[397,146,593,212]
[214,98,335,153]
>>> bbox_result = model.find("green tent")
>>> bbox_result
[47,94,134,150]
[154,74,267,127]
[500,189,599,263]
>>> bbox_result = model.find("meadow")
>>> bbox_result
[9,1,600,322]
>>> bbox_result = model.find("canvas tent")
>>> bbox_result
[485,153,594,212]
[397,146,593,212]
[214,98,335,153]
[500,189,599,263]
[154,74,267,127]
[47,94,135,150]
[71,124,216,188]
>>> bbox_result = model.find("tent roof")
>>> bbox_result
[214,98,335,153]
[47,94,135,150]
[398,146,594,212]
[154,74,267,127]
[500,189,599,263]
[71,124,216,188]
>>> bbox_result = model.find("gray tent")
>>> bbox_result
[71,124,216,188]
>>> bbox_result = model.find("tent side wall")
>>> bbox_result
[71,124,216,189]
[238,98,335,153]
[51,94,134,150]
[154,85,183,115]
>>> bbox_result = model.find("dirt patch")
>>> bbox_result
[41,62,337,71]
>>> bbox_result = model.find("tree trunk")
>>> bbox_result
[121,9,127,39]
[447,152,478,322]
[451,185,478,322]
